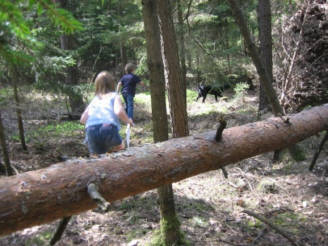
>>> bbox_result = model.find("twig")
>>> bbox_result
[282,2,309,94]
[218,238,246,246]
[251,228,268,245]
[184,0,193,21]
[309,130,328,171]
[243,210,299,246]
[87,183,111,212]
[50,216,72,245]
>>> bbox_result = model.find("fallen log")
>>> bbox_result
[0,104,328,236]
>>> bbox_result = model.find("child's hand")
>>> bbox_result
[127,118,134,127]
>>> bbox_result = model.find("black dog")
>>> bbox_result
[196,85,223,103]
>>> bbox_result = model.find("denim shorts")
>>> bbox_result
[86,124,122,154]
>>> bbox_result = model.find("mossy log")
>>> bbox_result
[0,104,328,236]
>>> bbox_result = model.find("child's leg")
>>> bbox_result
[126,94,134,119]
[101,124,123,153]
[123,94,128,114]
[110,143,125,152]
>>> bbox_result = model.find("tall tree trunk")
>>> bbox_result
[158,0,189,138]
[56,0,84,115]
[156,0,190,244]
[119,1,128,77]
[228,0,281,115]
[0,104,327,236]
[143,1,182,245]
[257,0,272,112]
[13,82,27,151]
[142,0,169,143]
[0,111,13,176]
[177,0,187,107]
[227,0,305,161]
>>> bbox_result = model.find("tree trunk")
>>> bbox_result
[142,0,169,143]
[143,1,183,245]
[257,0,272,112]
[13,82,27,151]
[227,0,304,161]
[0,111,13,176]
[177,0,187,107]
[0,104,327,236]
[228,0,281,115]
[56,0,84,115]
[157,0,189,138]
[119,1,128,77]
[157,0,189,244]
[120,42,127,77]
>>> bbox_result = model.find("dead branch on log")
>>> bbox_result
[243,210,299,246]
[309,130,328,171]
[215,119,227,142]
[221,167,228,179]
[87,183,111,212]
[50,216,72,246]
[216,119,228,178]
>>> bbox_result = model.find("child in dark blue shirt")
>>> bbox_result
[116,63,144,119]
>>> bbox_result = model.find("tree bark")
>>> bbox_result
[0,111,13,176]
[257,0,272,112]
[0,104,327,236]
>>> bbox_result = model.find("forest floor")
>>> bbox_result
[0,87,327,246]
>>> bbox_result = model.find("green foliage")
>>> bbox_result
[11,121,84,143]
[25,230,52,246]
[187,89,198,104]
[234,82,249,98]
[0,0,82,69]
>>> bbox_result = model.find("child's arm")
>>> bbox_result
[116,81,122,93]
[80,106,89,124]
[114,96,134,126]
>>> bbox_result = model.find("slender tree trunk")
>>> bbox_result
[13,82,27,151]
[177,0,187,107]
[56,0,84,115]
[0,111,13,176]
[257,0,272,112]
[142,0,169,143]
[143,1,182,245]
[120,42,127,76]
[228,0,281,115]
[158,0,189,138]
[0,104,327,236]
[227,0,305,161]
[119,1,128,77]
